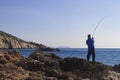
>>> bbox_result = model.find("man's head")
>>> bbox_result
[88,34,91,38]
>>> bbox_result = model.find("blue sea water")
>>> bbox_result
[19,48,120,66]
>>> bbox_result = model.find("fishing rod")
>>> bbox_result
[92,17,106,37]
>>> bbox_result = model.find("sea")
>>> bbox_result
[19,48,120,66]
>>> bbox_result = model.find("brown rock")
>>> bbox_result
[0,50,23,64]
[113,64,120,73]
[29,50,62,68]
[45,69,61,78]
[26,71,44,80]
[44,77,58,80]
[0,63,29,80]
[0,49,118,80]
[17,58,45,71]
[60,57,111,79]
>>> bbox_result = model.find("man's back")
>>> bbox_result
[86,38,94,50]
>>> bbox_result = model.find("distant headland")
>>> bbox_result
[0,31,59,51]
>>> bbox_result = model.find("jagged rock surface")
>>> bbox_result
[0,49,120,80]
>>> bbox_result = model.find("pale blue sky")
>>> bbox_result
[0,0,120,48]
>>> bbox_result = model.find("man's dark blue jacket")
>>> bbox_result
[86,38,94,50]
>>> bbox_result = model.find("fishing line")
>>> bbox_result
[92,16,106,37]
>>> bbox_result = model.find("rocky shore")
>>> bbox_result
[0,49,120,80]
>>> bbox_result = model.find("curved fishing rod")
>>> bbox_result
[92,17,106,37]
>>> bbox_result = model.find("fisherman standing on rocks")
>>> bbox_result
[86,34,95,62]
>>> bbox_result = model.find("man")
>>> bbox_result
[86,34,95,62]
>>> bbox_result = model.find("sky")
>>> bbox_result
[0,0,120,48]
